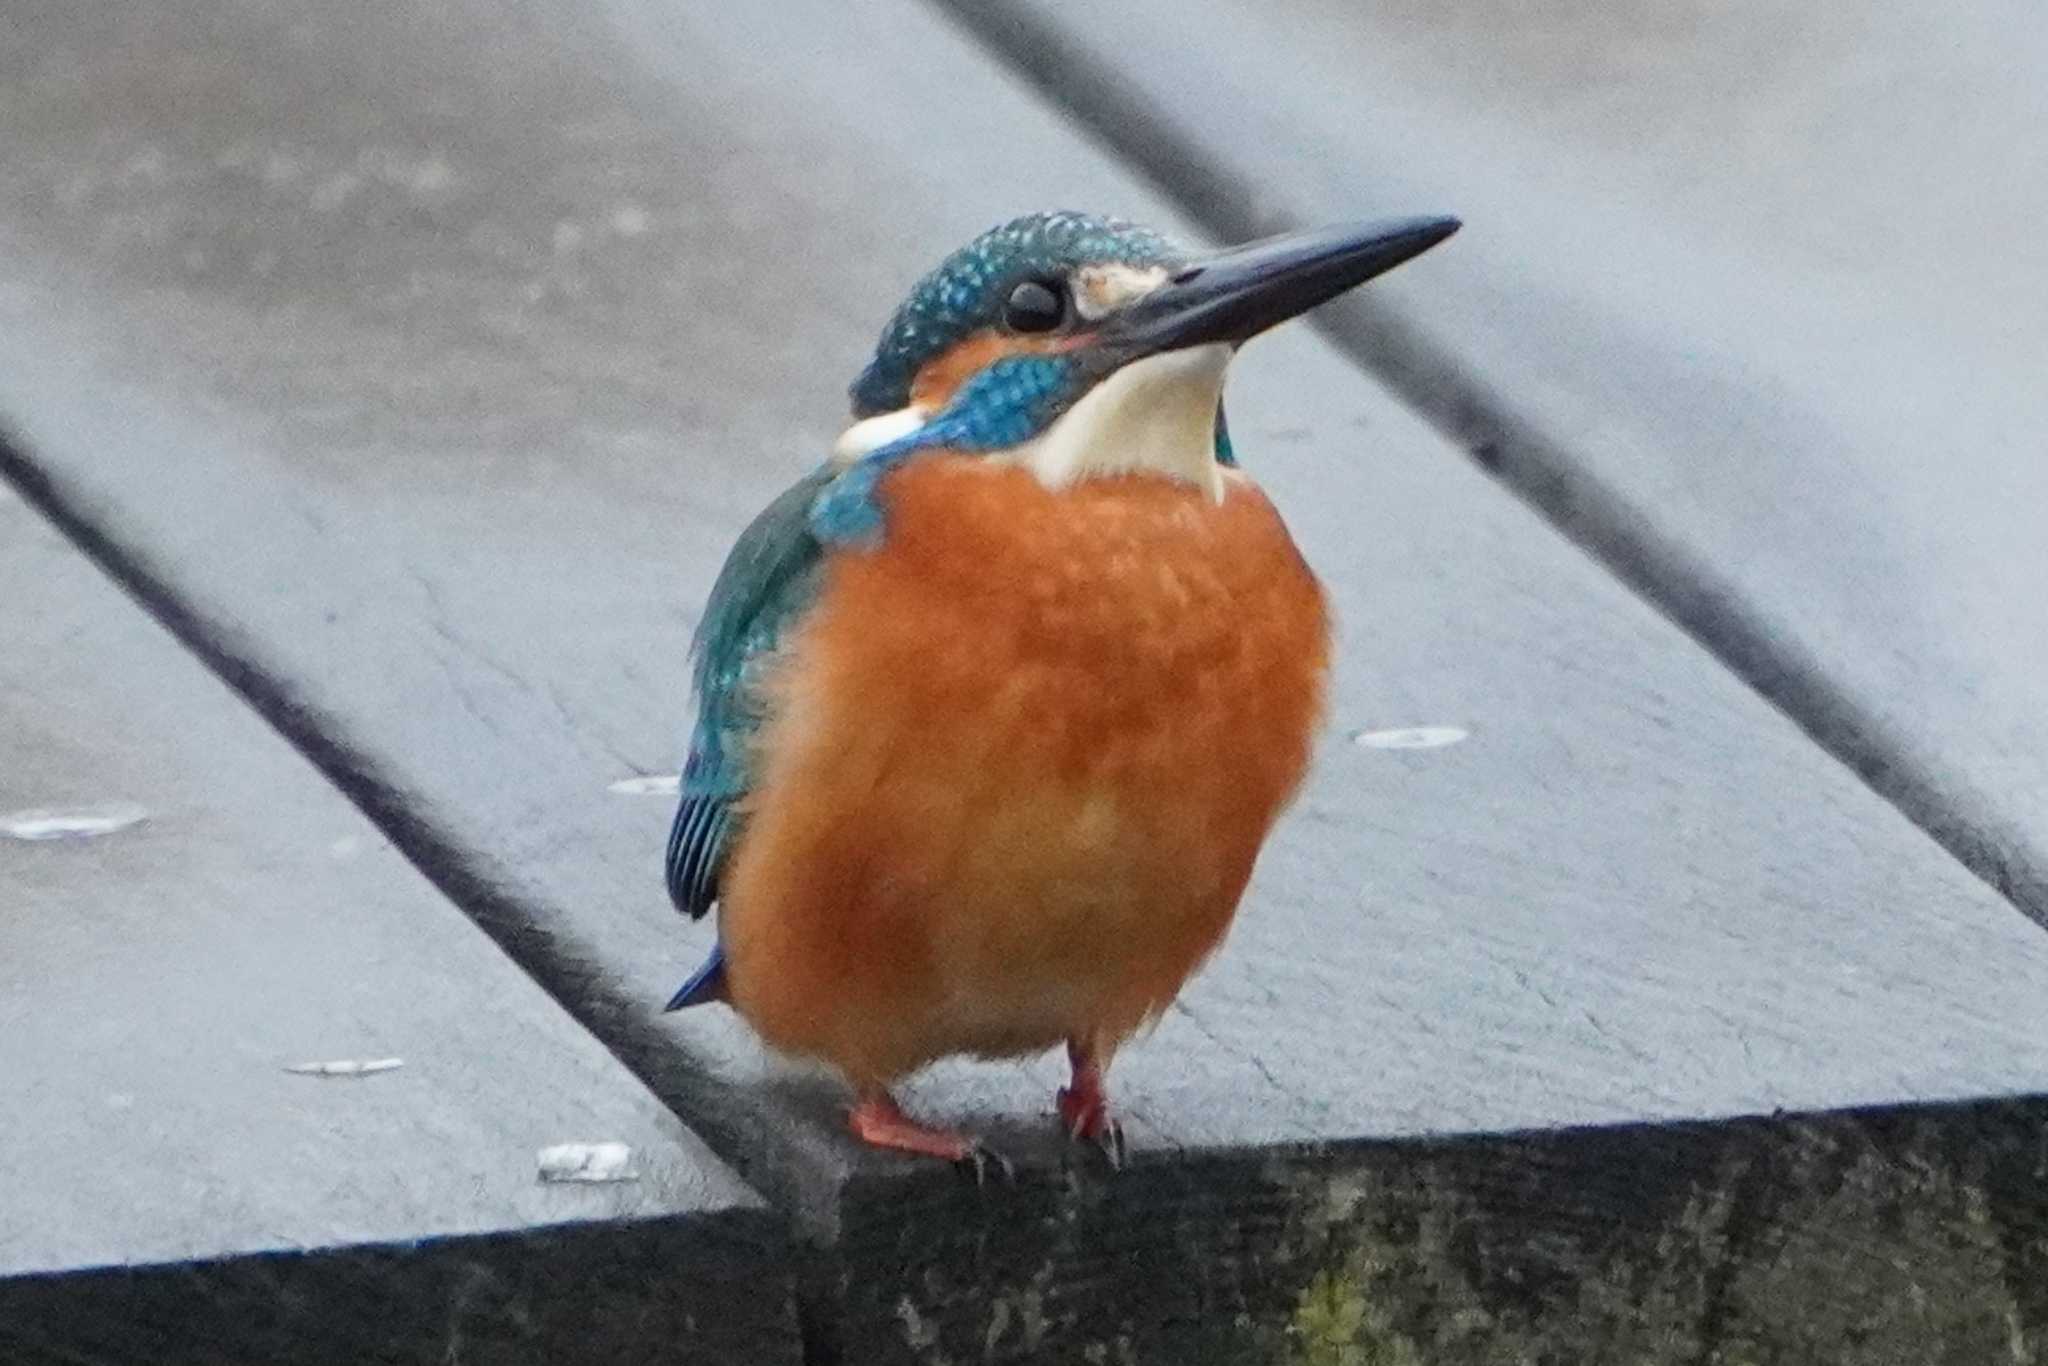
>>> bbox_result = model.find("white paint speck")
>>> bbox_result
[1,802,149,841]
[537,1141,636,1183]
[328,834,362,859]
[608,774,680,797]
[285,1058,404,1077]
[610,204,652,237]
[1352,725,1470,751]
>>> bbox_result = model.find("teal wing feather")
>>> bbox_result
[666,465,834,921]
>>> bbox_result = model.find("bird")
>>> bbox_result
[664,208,1458,1168]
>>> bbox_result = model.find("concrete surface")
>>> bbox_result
[953,0,2048,918]
[3,0,2048,1357]
[0,480,793,1356]
[829,1093,2048,1364]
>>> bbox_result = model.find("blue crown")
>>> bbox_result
[849,211,1182,416]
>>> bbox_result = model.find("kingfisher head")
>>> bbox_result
[822,209,1456,530]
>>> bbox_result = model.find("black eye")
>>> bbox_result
[1003,278,1066,333]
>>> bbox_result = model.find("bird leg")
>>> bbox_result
[1058,1039,1126,1166]
[848,1089,1007,1181]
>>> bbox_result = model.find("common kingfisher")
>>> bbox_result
[665,210,1458,1168]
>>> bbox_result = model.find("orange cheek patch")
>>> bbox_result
[908,331,1089,411]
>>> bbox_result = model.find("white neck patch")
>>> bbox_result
[1009,344,1230,501]
[831,405,929,466]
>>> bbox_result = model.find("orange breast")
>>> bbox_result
[720,456,1330,1085]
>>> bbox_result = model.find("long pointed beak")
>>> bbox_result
[1106,215,1459,358]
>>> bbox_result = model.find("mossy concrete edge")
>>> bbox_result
[817,1093,2048,1364]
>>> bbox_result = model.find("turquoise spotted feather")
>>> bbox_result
[666,465,832,928]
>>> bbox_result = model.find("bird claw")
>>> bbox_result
[953,1142,1017,1187]
[1092,1117,1128,1171]
[1068,1111,1126,1171]
[849,1092,999,1173]
[1057,1085,1126,1171]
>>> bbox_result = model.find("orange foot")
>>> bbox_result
[1057,1041,1127,1169]
[848,1090,1012,1182]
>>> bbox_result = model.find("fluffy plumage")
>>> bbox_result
[670,211,1229,958]
[714,457,1327,1084]
[659,205,1459,1160]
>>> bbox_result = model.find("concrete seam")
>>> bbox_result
[0,432,822,1244]
[923,0,2048,929]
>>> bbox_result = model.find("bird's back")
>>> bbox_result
[716,455,1330,1084]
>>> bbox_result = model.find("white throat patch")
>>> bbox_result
[1010,344,1231,501]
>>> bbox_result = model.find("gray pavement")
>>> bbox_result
[963,0,2048,917]
[3,0,2048,1358]
[0,488,794,1356]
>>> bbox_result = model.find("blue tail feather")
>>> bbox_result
[665,943,728,1011]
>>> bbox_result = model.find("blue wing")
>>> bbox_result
[664,465,834,1008]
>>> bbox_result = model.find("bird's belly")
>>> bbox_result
[888,758,1253,1061]
[720,459,1329,1083]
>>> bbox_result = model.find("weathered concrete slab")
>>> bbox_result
[2,0,2048,1357]
[0,492,794,1357]
[832,1093,2048,1365]
[950,0,2048,919]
